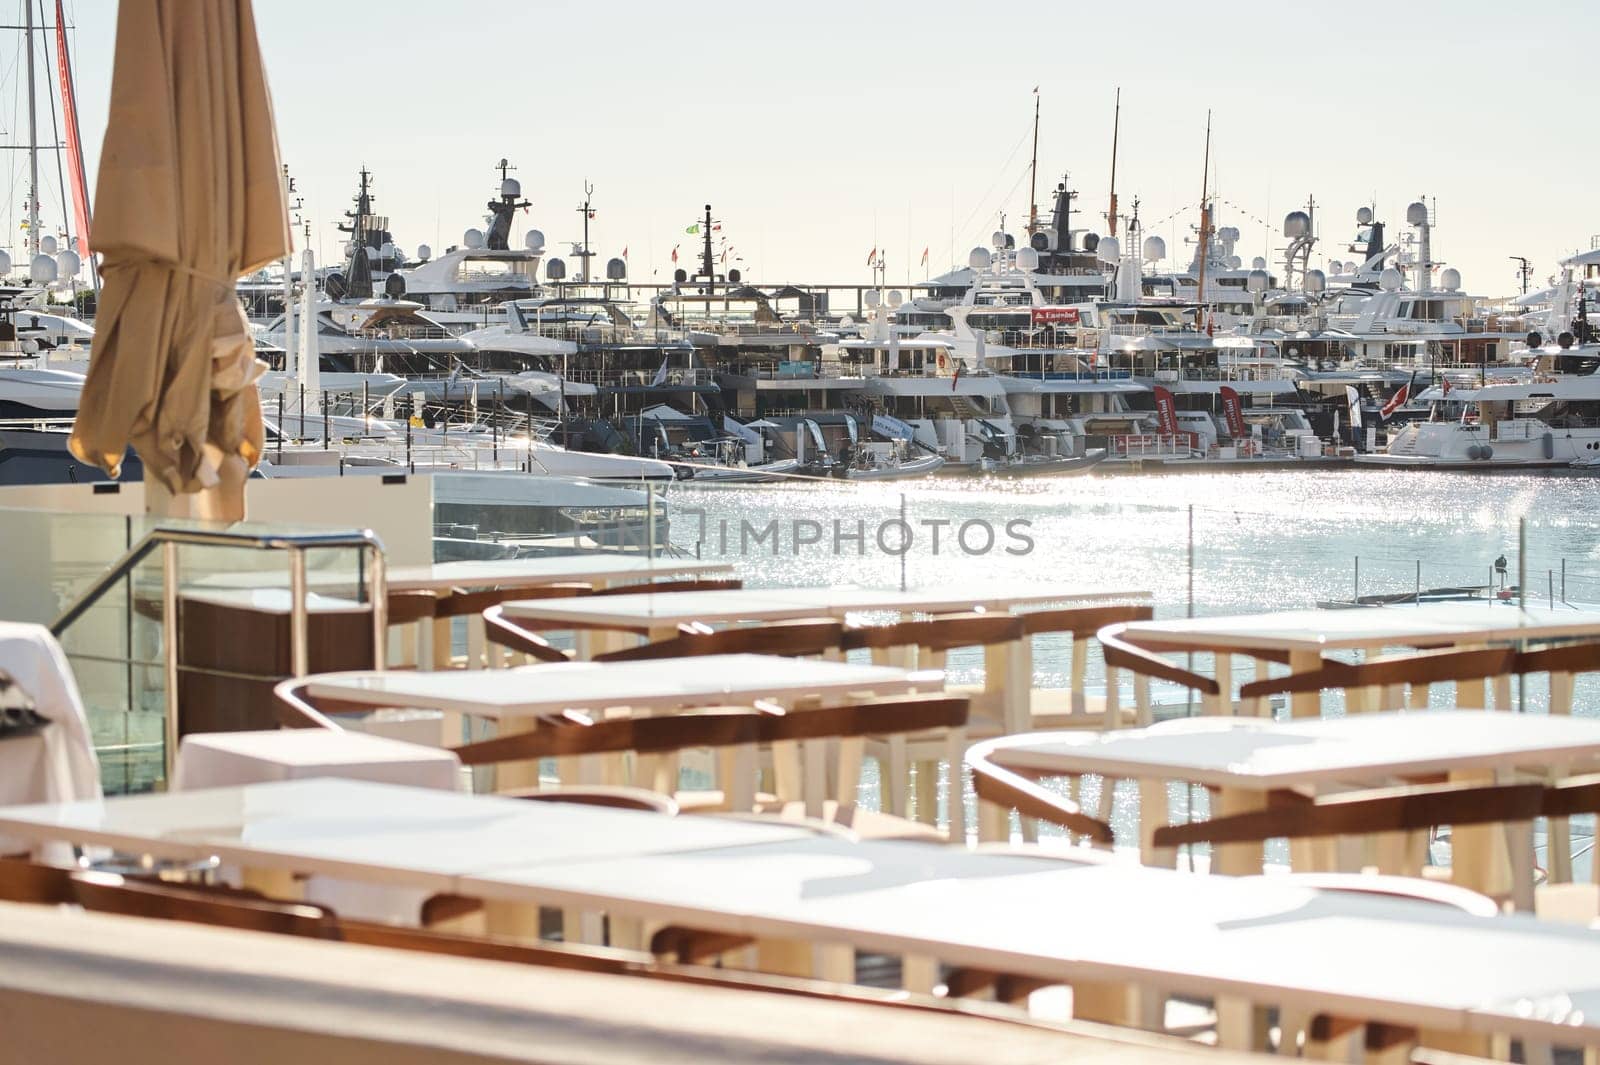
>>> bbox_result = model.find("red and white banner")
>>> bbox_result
[1031,306,1079,325]
[1152,385,1179,436]
[54,0,90,255]
[1219,385,1247,438]
[1380,384,1410,419]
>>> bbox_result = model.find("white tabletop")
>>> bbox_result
[460,837,1600,1043]
[304,655,932,719]
[1121,603,1600,653]
[387,555,735,593]
[173,729,462,792]
[981,711,1600,790]
[5,779,1599,1044]
[502,583,1146,628]
[0,778,813,889]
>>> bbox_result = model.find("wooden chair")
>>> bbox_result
[481,603,576,665]
[387,590,438,668]
[1017,604,1154,730]
[442,583,591,669]
[965,735,1116,847]
[592,618,844,662]
[842,613,1023,837]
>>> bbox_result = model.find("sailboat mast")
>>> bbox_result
[1107,87,1120,238]
[1194,111,1212,328]
[25,0,38,256]
[1026,88,1040,236]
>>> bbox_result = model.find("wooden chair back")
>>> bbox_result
[481,604,576,664]
[841,612,1023,655]
[587,577,743,597]
[1096,623,1220,696]
[964,736,1115,844]
[593,618,844,662]
[436,582,592,619]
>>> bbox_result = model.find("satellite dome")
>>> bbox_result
[1029,232,1049,252]
[416,244,432,261]
[1251,256,1267,271]
[1220,226,1240,242]
[727,268,741,283]
[463,228,486,249]
[1356,206,1374,225]
[1283,211,1310,238]
[1015,247,1040,271]
[1226,255,1242,270]
[968,247,992,270]
[0,250,12,276]
[1246,269,1270,294]
[887,289,904,308]
[501,178,521,199]
[1083,233,1100,253]
[1440,267,1461,291]
[1379,267,1403,292]
[864,289,881,309]
[1142,235,1166,261]
[605,257,626,281]
[379,242,396,260]
[39,234,57,255]
[1405,201,1428,226]
[29,253,55,283]
[1305,269,1326,294]
[991,230,1006,249]
[384,273,406,298]
[1095,236,1120,264]
[525,229,545,252]
[546,257,566,280]
[55,249,80,278]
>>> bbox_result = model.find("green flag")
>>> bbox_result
[685,223,700,234]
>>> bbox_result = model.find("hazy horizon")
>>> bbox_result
[21,0,1600,297]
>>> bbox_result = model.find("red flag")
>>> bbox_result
[671,246,678,263]
[1152,385,1179,436]
[866,248,877,266]
[1441,377,1452,395]
[54,0,90,255]
[1380,384,1410,419]
[951,359,962,392]
[920,246,929,266]
[621,246,628,259]
[1219,385,1247,438]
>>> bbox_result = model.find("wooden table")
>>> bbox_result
[306,655,937,800]
[1121,603,1600,717]
[981,711,1600,899]
[7,779,1600,1055]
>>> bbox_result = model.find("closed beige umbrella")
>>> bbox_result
[69,0,289,522]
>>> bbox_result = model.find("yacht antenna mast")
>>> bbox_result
[1107,87,1120,238]
[25,0,38,257]
[1026,87,1040,236]
[575,179,595,283]
[1194,111,1212,329]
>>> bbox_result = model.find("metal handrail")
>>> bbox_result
[51,523,388,781]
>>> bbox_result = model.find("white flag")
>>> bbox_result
[651,357,669,387]
[1345,385,1363,430]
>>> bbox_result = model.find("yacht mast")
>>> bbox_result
[1107,87,1120,238]
[1194,111,1212,329]
[575,179,594,283]
[25,0,39,257]
[1026,87,1040,236]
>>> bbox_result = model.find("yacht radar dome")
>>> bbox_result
[1246,269,1269,293]
[0,250,13,276]
[606,257,626,281]
[1220,227,1240,242]
[1142,235,1166,261]
[1405,201,1428,226]
[991,230,1006,248]
[1251,256,1267,270]
[55,250,79,277]
[463,228,486,249]
[1305,269,1326,294]
[1440,267,1461,291]
[1356,206,1374,225]
[384,273,406,298]
[28,254,55,283]
[1083,233,1100,253]
[864,290,881,309]
[968,247,992,270]
[416,244,432,261]
[39,234,56,255]
[501,178,521,199]
[1015,247,1039,271]
[546,257,566,280]
[887,289,904,308]
[1379,267,1403,292]
[1095,236,1120,264]
[525,230,545,252]
[379,242,396,260]
[1283,211,1310,238]
[1226,256,1242,270]
[727,268,741,283]
[1029,232,1050,252]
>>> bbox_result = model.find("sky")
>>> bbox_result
[15,0,1600,295]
